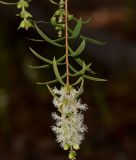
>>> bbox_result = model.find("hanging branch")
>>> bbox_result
[0,0,107,159]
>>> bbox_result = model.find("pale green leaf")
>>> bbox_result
[57,54,66,63]
[47,85,57,97]
[69,64,78,73]
[26,38,44,42]
[75,78,84,98]
[0,0,17,5]
[72,77,83,86]
[53,57,65,85]
[69,40,85,57]
[30,47,53,64]
[74,16,92,24]
[34,23,64,47]
[28,64,50,69]
[76,77,84,98]
[75,57,96,74]
[49,0,59,5]
[68,27,106,45]
[84,75,107,81]
[72,18,83,38]
[30,47,66,65]
[37,74,66,85]
[70,63,91,77]
[80,35,107,45]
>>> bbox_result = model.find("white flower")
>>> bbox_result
[51,84,88,151]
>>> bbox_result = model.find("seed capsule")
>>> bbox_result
[55,10,61,16]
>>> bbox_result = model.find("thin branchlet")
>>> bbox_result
[65,0,69,84]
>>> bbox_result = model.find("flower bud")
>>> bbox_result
[55,26,61,30]
[58,30,62,38]
[63,144,69,150]
[18,19,33,30]
[69,152,74,160]
[55,10,61,16]
[17,0,29,9]
[51,16,56,26]
[69,151,76,160]
[73,144,80,150]
[68,15,74,21]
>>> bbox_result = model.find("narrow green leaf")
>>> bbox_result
[53,57,65,85]
[84,75,107,82]
[34,23,64,47]
[69,40,85,57]
[26,37,65,43]
[75,57,96,74]
[30,48,53,64]
[31,20,50,24]
[53,36,73,42]
[37,79,58,85]
[30,48,66,65]
[80,35,106,45]
[72,18,83,38]
[57,54,66,63]
[68,27,106,45]
[69,62,95,75]
[72,77,83,86]
[37,74,66,85]
[75,78,84,98]
[69,64,78,73]
[26,38,44,42]
[49,0,59,5]
[53,37,65,42]
[28,64,50,69]
[47,85,57,98]
[0,1,17,5]
[70,63,91,77]
[74,17,92,24]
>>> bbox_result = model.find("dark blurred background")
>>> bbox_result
[0,0,136,160]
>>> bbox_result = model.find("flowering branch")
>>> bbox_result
[0,0,107,159]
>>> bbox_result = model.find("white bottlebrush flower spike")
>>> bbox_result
[51,84,87,160]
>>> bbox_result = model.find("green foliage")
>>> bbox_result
[0,0,107,94]
[31,16,107,85]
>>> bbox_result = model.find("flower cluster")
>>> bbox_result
[17,0,33,30]
[52,84,87,160]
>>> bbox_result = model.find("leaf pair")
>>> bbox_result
[70,62,91,77]
[29,48,66,69]
[36,57,66,86]
[69,63,107,82]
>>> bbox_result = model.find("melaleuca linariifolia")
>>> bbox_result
[0,0,107,159]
